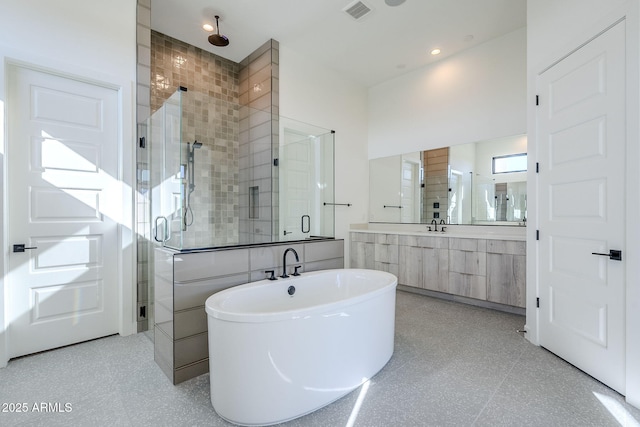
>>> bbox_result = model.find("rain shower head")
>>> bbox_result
[208,16,229,47]
[192,141,202,149]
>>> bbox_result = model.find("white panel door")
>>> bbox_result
[7,65,120,358]
[537,21,626,393]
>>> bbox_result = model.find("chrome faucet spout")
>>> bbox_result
[281,248,299,278]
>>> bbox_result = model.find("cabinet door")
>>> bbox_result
[350,233,375,269]
[398,245,423,287]
[486,242,526,307]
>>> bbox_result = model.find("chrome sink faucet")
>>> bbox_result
[281,248,300,278]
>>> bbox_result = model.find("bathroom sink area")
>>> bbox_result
[350,223,526,241]
[350,225,527,310]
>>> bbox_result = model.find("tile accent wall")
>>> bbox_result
[423,148,449,221]
[154,239,344,384]
[150,31,238,111]
[350,232,526,310]
[151,31,240,248]
[238,40,280,244]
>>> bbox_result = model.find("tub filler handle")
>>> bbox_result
[281,248,300,278]
[293,266,302,276]
[265,270,277,280]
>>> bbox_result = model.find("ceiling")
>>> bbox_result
[151,0,526,88]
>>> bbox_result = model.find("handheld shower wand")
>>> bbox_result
[184,141,202,228]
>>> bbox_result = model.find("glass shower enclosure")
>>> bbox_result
[147,87,335,252]
[279,117,335,241]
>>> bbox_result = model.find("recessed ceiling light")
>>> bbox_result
[202,23,214,32]
[430,48,441,55]
[385,0,406,6]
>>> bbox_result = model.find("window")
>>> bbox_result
[492,153,527,174]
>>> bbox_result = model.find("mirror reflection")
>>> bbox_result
[369,134,527,226]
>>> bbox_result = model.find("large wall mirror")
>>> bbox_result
[369,134,527,226]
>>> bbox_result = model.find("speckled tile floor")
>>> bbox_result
[1,290,639,427]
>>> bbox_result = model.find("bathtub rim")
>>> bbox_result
[205,268,397,324]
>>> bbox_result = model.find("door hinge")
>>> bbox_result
[137,304,147,321]
[536,95,539,106]
[536,162,539,173]
[536,297,540,308]
[536,230,539,240]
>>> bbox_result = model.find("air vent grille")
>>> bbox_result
[344,1,372,20]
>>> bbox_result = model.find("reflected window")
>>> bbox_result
[492,153,527,174]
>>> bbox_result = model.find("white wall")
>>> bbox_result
[368,155,402,222]
[527,0,631,70]
[526,0,640,409]
[368,27,527,160]
[279,46,369,267]
[0,0,137,365]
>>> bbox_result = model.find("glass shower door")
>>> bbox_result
[279,119,335,241]
[149,89,184,249]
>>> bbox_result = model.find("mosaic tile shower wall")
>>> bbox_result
[151,31,238,111]
[151,31,240,247]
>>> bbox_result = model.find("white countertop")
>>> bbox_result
[350,223,527,241]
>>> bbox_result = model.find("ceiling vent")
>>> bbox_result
[344,1,372,20]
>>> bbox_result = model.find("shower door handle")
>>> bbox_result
[301,215,310,234]
[154,216,170,242]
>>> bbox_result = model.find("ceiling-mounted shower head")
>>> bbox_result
[208,16,229,47]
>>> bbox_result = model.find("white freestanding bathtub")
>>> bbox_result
[204,268,397,426]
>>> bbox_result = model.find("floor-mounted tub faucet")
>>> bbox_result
[281,248,299,278]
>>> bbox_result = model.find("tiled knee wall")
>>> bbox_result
[350,232,525,309]
[154,239,344,384]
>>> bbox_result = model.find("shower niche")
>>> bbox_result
[148,87,336,252]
